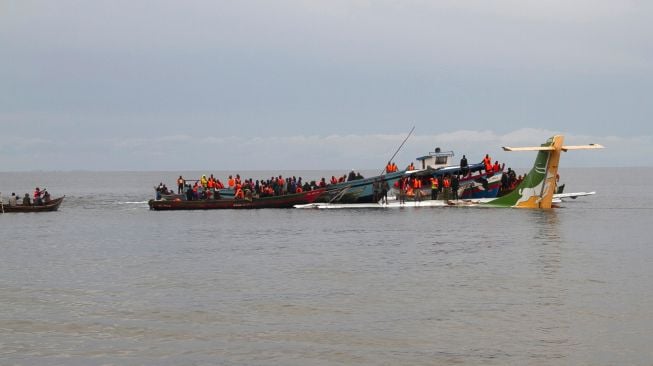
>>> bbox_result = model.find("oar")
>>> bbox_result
[379,126,416,176]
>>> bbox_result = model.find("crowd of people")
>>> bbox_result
[156,170,367,201]
[154,152,522,203]
[0,187,51,207]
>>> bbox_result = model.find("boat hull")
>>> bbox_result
[321,171,405,203]
[149,189,325,210]
[1,196,65,213]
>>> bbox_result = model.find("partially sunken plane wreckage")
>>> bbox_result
[296,135,603,209]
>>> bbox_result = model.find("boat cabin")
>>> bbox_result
[415,148,455,170]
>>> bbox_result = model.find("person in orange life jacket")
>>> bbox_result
[391,162,398,172]
[177,175,185,194]
[483,154,492,173]
[493,161,501,173]
[385,163,391,173]
[407,162,415,171]
[234,183,244,199]
[412,176,423,201]
[430,176,439,200]
[330,176,338,185]
[227,175,235,189]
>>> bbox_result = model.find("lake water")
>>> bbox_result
[1,168,652,365]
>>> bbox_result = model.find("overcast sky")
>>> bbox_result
[1,0,651,171]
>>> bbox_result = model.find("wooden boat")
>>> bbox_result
[1,196,65,213]
[148,188,326,210]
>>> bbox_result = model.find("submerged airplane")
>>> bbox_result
[296,135,604,210]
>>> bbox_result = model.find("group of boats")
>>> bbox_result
[0,135,603,213]
[147,147,508,210]
[148,135,603,210]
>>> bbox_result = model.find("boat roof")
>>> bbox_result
[415,149,454,161]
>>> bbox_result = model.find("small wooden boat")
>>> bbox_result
[1,196,65,213]
[148,188,325,210]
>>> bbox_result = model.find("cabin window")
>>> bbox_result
[435,156,448,164]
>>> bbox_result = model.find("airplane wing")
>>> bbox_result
[562,144,605,151]
[502,146,555,152]
[553,191,596,200]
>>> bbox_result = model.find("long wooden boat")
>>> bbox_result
[1,196,65,213]
[148,188,326,210]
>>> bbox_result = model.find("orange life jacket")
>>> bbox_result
[430,177,439,189]
[234,188,244,199]
[228,178,235,188]
[443,178,451,188]
[413,179,421,189]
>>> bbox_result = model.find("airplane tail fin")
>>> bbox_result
[488,135,603,209]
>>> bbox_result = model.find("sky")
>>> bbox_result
[1,0,651,171]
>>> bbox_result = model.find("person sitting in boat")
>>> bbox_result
[9,193,17,206]
[33,187,43,206]
[43,190,51,203]
[234,184,245,199]
[215,179,225,189]
[347,170,356,181]
[493,161,501,173]
[407,162,415,171]
[23,193,31,206]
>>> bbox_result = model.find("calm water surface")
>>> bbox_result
[1,168,652,365]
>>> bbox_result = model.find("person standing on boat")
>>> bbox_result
[483,154,492,174]
[430,176,439,200]
[177,176,185,194]
[442,175,451,200]
[460,155,469,176]
[9,193,17,206]
[414,176,423,201]
[398,177,408,204]
[381,179,389,204]
[23,193,31,206]
[451,175,460,200]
